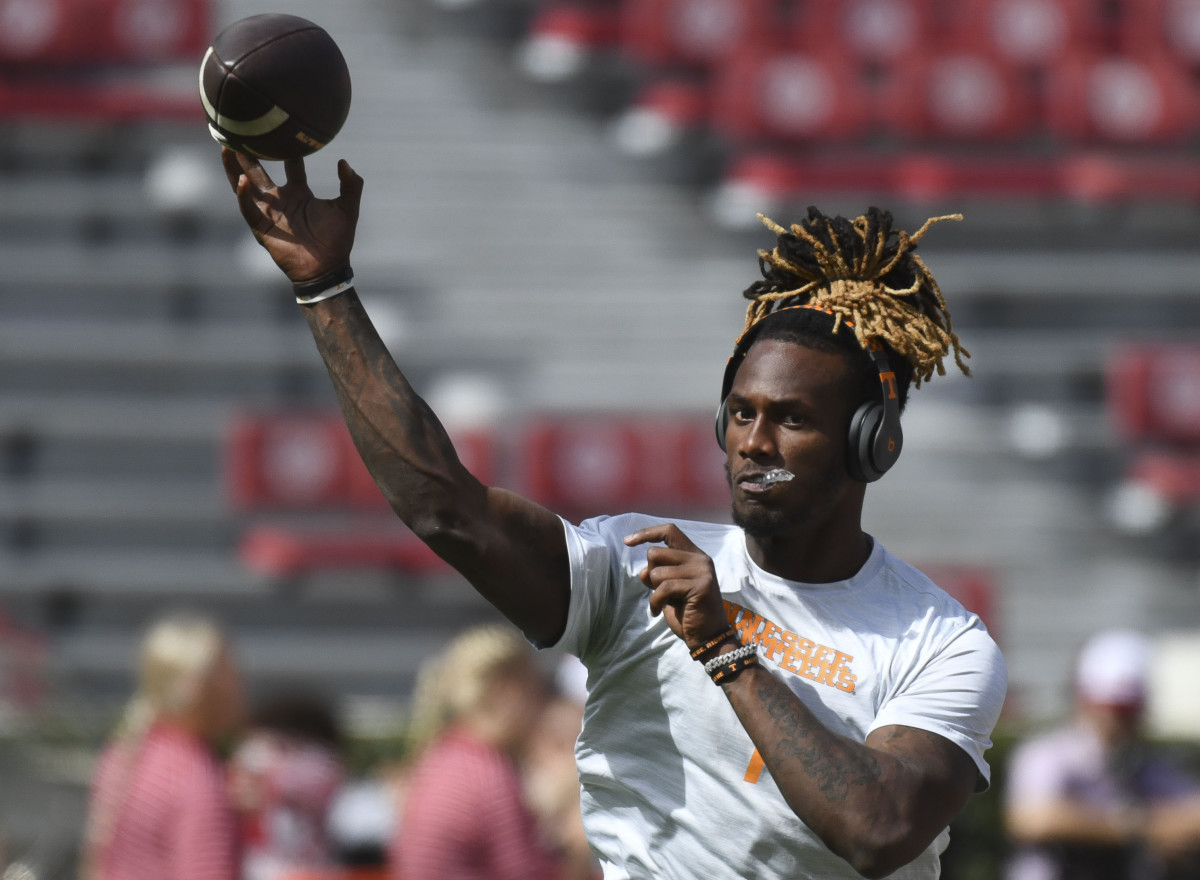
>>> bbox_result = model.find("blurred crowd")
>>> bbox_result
[80,614,597,880]
[70,612,1200,880]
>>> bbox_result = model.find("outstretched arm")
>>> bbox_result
[221,148,570,645]
[627,522,980,879]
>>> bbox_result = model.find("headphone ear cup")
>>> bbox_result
[714,402,730,452]
[847,402,884,483]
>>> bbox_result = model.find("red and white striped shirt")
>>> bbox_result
[87,722,239,880]
[392,727,562,880]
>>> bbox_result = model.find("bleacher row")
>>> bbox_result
[510,0,1200,220]
[227,408,1002,635]
[228,333,1200,582]
[228,410,728,576]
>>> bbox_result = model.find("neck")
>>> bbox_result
[746,522,873,584]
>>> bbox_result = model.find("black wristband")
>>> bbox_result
[710,652,759,685]
[689,628,738,661]
[293,264,354,305]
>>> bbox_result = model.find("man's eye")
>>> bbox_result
[731,408,752,423]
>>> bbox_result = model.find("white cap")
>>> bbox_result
[1075,628,1151,706]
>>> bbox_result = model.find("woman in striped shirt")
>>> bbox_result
[82,613,245,880]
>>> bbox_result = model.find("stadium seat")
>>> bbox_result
[240,525,448,578]
[712,48,872,144]
[619,0,777,71]
[1044,53,1200,144]
[1119,0,1200,69]
[98,0,211,62]
[516,2,623,84]
[0,78,199,121]
[794,0,937,68]
[520,416,724,515]
[227,412,497,512]
[882,49,1037,141]
[0,0,91,63]
[946,0,1106,69]
[227,413,355,511]
[1108,346,1200,444]
[0,0,210,64]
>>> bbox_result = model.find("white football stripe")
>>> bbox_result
[198,46,291,137]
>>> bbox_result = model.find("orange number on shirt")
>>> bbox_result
[744,749,764,784]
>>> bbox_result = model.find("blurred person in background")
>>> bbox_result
[523,655,597,880]
[228,690,347,880]
[391,624,590,880]
[1005,628,1200,880]
[81,612,244,880]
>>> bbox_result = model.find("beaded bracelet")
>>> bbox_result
[689,628,737,661]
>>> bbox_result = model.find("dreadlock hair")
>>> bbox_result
[734,206,970,411]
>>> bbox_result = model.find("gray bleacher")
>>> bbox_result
[3,0,1200,736]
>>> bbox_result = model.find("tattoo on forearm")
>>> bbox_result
[755,680,882,803]
[304,295,465,509]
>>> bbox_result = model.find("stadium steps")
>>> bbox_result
[0,0,1198,727]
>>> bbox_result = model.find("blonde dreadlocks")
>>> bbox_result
[744,206,970,386]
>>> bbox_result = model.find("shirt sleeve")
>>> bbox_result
[551,515,622,660]
[869,620,1008,791]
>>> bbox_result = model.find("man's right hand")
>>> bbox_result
[220,146,364,285]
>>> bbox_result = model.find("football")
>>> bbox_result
[199,13,352,161]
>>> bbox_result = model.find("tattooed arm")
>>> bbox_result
[724,669,978,878]
[626,522,979,879]
[221,149,570,646]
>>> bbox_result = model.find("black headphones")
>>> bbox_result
[714,304,903,483]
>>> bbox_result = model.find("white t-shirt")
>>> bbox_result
[553,512,1007,880]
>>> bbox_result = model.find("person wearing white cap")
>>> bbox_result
[1005,629,1200,880]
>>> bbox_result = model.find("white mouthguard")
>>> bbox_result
[760,468,796,486]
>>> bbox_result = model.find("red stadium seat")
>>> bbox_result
[883,49,1037,141]
[619,0,778,71]
[227,413,355,511]
[99,0,211,62]
[1109,346,1200,444]
[610,77,713,157]
[228,412,497,512]
[0,78,199,120]
[520,416,724,515]
[712,48,871,143]
[0,0,210,64]
[794,0,937,67]
[240,525,448,578]
[946,0,1106,69]
[517,2,623,83]
[1045,53,1200,143]
[0,0,91,63]
[1120,0,1200,69]
[1124,453,1200,505]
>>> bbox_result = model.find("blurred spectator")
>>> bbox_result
[81,612,244,880]
[524,655,596,880]
[390,624,567,880]
[228,690,347,880]
[1005,629,1200,880]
